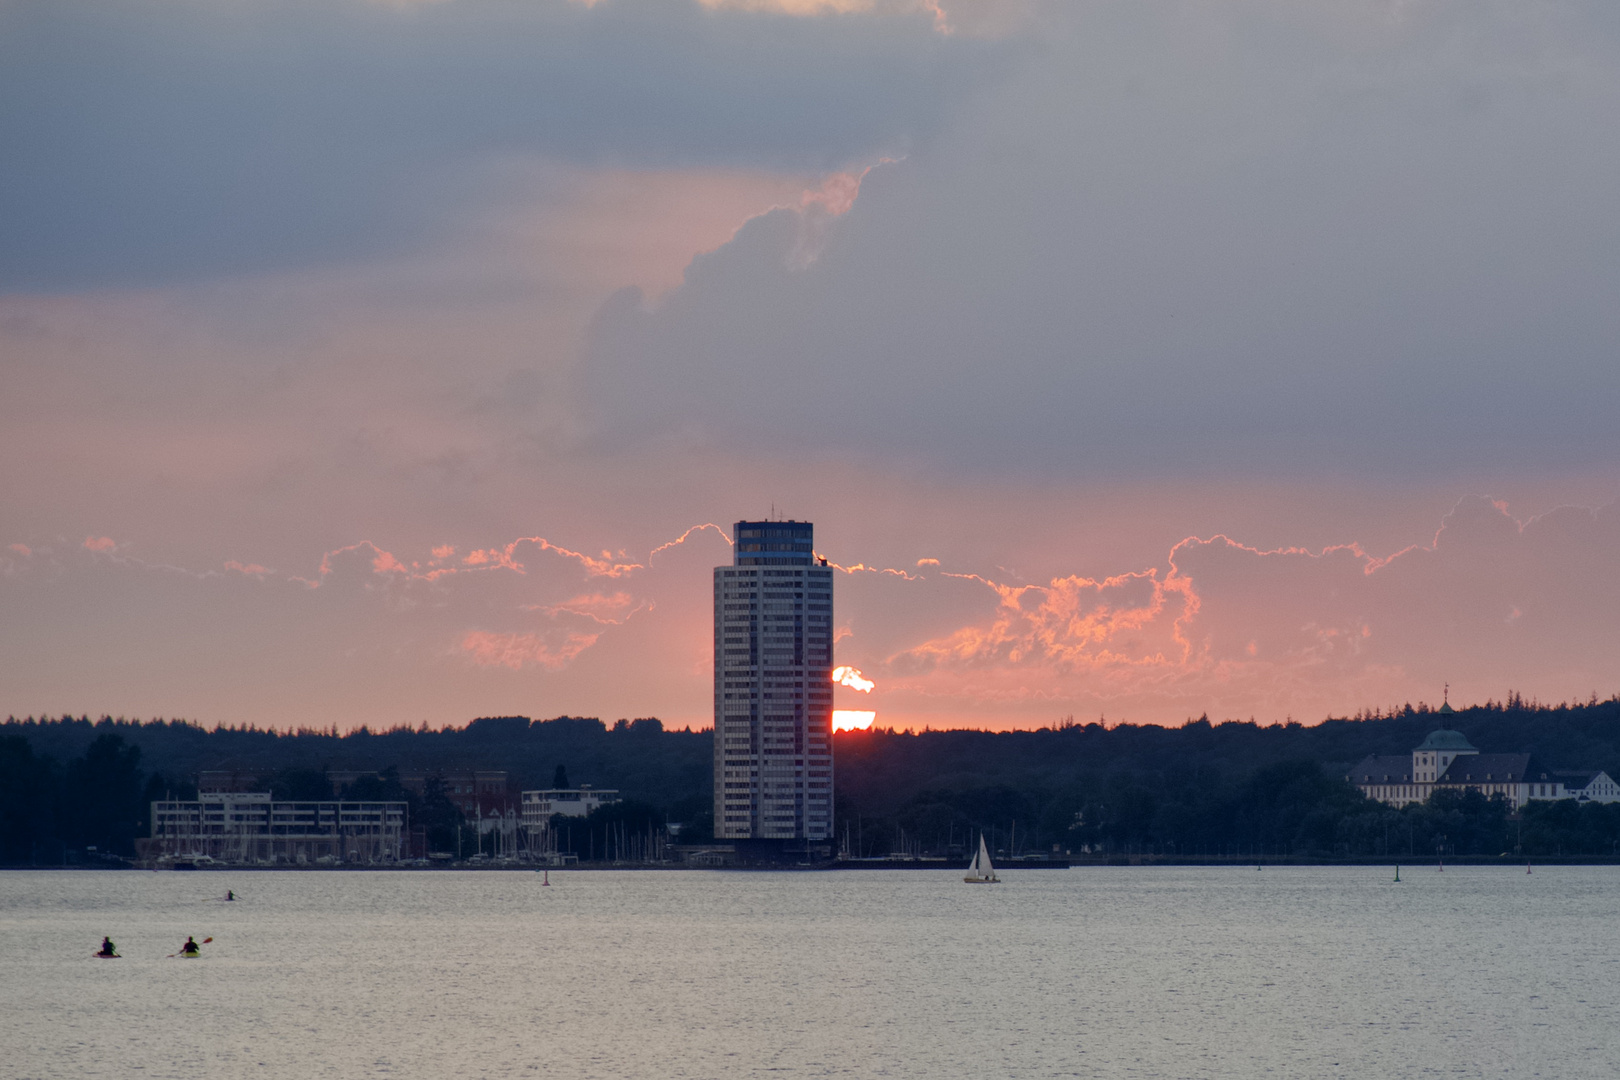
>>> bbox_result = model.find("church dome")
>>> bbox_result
[1415,729,1475,751]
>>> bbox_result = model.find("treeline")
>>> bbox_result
[0,732,187,864]
[845,760,1620,860]
[833,695,1620,859]
[5,695,1620,863]
[3,713,711,813]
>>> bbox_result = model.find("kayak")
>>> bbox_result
[180,951,202,959]
[95,953,121,959]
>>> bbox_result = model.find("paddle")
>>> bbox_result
[166,936,213,958]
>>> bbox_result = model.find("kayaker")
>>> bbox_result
[180,936,200,956]
[224,890,234,901]
[96,937,117,957]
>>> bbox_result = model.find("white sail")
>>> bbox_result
[965,834,999,882]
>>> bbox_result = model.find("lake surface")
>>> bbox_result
[2,866,1617,1079]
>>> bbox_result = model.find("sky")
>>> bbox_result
[2,0,1618,733]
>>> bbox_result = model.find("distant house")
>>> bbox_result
[1349,728,1620,809]
[520,786,620,825]
[519,787,620,863]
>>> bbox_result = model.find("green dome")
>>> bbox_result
[1415,729,1475,752]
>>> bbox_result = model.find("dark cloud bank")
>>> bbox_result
[0,0,1003,289]
[584,1,1620,479]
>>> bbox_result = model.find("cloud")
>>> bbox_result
[532,591,648,624]
[458,628,601,670]
[0,0,1006,289]
[582,0,1620,479]
[7,488,1618,728]
[882,496,1620,721]
[82,536,116,552]
[896,568,1192,674]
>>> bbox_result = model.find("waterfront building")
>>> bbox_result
[518,787,619,863]
[140,793,407,865]
[714,519,835,854]
[1350,729,1620,809]
[520,786,619,823]
[196,768,265,793]
[400,770,514,818]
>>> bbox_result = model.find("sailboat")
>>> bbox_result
[964,835,1000,884]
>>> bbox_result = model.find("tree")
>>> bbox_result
[270,767,332,801]
[62,733,146,856]
[417,774,464,854]
[0,735,58,864]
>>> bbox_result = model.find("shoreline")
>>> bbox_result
[7,855,1618,871]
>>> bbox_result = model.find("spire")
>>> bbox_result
[1439,683,1455,715]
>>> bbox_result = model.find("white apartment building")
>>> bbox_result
[143,792,407,864]
[519,787,619,862]
[714,519,834,849]
[520,787,619,826]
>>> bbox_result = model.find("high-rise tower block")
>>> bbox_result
[713,520,834,852]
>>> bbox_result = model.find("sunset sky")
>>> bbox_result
[3,0,1617,732]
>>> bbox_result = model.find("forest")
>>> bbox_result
[4,694,1620,864]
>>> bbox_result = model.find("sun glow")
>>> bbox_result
[831,665,875,693]
[831,665,877,731]
[832,710,877,732]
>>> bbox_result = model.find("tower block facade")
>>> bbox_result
[713,520,834,850]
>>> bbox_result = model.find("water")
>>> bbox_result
[2,866,1617,1079]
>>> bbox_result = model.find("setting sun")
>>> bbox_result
[831,710,876,732]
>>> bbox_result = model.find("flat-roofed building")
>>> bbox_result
[140,792,407,865]
[519,787,619,863]
[520,786,620,824]
[714,519,834,856]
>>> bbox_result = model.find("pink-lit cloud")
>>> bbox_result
[458,629,601,671]
[824,558,925,581]
[4,490,1619,731]
[864,496,1620,726]
[82,536,116,552]
[532,591,648,625]
[650,522,732,560]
